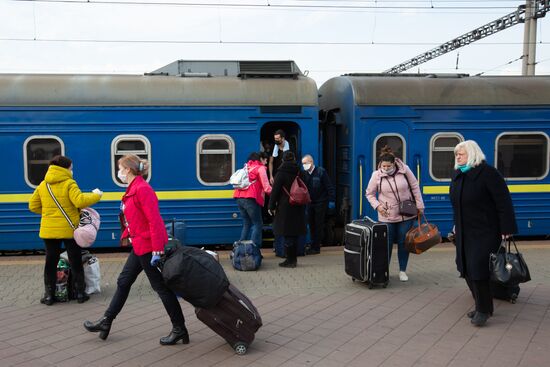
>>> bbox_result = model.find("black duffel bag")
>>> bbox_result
[161,246,229,308]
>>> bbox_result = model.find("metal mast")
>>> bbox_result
[384,0,550,74]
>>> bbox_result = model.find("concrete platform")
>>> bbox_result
[0,242,549,367]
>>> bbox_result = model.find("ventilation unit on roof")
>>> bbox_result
[148,60,302,79]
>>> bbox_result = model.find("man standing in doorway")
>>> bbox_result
[301,154,335,255]
[269,129,290,185]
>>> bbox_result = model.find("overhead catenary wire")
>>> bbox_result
[474,55,524,76]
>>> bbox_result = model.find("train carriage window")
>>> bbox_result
[111,135,151,186]
[374,134,405,167]
[430,133,464,181]
[496,133,549,180]
[197,135,234,185]
[24,136,64,187]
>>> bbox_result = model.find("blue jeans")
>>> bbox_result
[386,219,414,272]
[236,198,263,246]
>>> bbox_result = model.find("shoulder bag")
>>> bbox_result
[46,183,100,248]
[384,174,417,217]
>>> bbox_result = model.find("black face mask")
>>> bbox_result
[275,139,282,144]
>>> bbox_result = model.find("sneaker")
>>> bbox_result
[399,271,409,282]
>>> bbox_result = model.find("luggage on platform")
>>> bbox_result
[195,284,262,355]
[491,282,520,304]
[230,240,262,271]
[344,217,389,289]
[161,246,229,308]
[55,258,71,302]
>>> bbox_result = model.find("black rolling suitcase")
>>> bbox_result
[195,284,262,355]
[344,217,389,288]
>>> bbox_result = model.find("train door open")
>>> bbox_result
[260,121,302,161]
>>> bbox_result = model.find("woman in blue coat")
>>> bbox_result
[449,140,517,327]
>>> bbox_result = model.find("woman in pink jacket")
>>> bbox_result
[366,146,424,282]
[84,155,189,345]
[233,152,272,246]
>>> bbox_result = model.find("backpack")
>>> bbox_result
[283,175,311,206]
[230,240,262,271]
[230,164,257,190]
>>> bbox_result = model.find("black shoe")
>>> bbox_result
[84,317,112,340]
[160,326,189,345]
[278,259,297,268]
[40,293,55,306]
[306,249,320,255]
[467,310,492,319]
[77,292,90,304]
[471,312,490,327]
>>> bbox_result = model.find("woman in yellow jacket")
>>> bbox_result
[29,155,102,305]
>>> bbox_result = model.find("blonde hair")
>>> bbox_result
[118,154,149,176]
[454,140,486,169]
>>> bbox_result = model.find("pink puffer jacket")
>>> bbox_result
[233,160,272,206]
[366,159,425,223]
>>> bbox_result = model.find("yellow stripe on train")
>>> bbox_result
[423,184,550,195]
[0,190,235,203]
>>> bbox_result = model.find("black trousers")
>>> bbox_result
[285,236,298,262]
[105,250,185,328]
[307,201,328,250]
[465,277,494,314]
[43,238,84,292]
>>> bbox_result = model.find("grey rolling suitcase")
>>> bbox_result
[344,217,389,288]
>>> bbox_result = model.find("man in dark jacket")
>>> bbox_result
[269,151,307,268]
[301,154,335,255]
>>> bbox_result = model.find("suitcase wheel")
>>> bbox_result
[234,342,248,355]
[351,277,356,282]
[383,282,388,288]
[367,283,374,289]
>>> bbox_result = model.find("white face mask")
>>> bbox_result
[117,169,128,183]
[381,166,396,175]
[303,163,312,171]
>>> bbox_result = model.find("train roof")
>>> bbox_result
[0,73,318,107]
[319,75,550,108]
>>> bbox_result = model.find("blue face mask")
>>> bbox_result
[457,164,472,173]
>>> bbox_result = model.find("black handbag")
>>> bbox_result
[384,174,418,217]
[489,238,531,285]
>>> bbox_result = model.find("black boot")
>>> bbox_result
[160,326,190,345]
[40,285,55,306]
[279,244,297,268]
[471,312,490,327]
[84,316,112,340]
[76,291,90,304]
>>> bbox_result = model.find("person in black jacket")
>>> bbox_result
[450,140,517,327]
[301,154,335,254]
[268,151,307,268]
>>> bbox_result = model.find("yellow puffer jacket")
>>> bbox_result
[28,165,101,239]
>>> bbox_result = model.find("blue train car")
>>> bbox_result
[0,60,319,250]
[319,75,550,236]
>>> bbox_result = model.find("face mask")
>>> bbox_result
[275,139,282,145]
[381,166,396,175]
[117,169,128,183]
[303,163,312,171]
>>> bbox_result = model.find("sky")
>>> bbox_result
[1,0,549,86]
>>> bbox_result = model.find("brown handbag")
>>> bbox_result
[404,214,441,254]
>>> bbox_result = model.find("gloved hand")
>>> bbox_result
[92,188,103,197]
[150,254,162,267]
[328,201,336,210]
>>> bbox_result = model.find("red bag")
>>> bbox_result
[283,175,311,206]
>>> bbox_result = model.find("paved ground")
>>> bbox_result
[0,242,549,367]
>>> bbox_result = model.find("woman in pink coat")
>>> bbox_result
[366,146,424,282]
[84,155,188,345]
[233,152,272,246]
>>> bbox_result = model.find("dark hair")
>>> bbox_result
[283,151,295,162]
[50,155,72,169]
[247,152,261,162]
[259,151,270,160]
[274,129,286,139]
[379,145,395,164]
